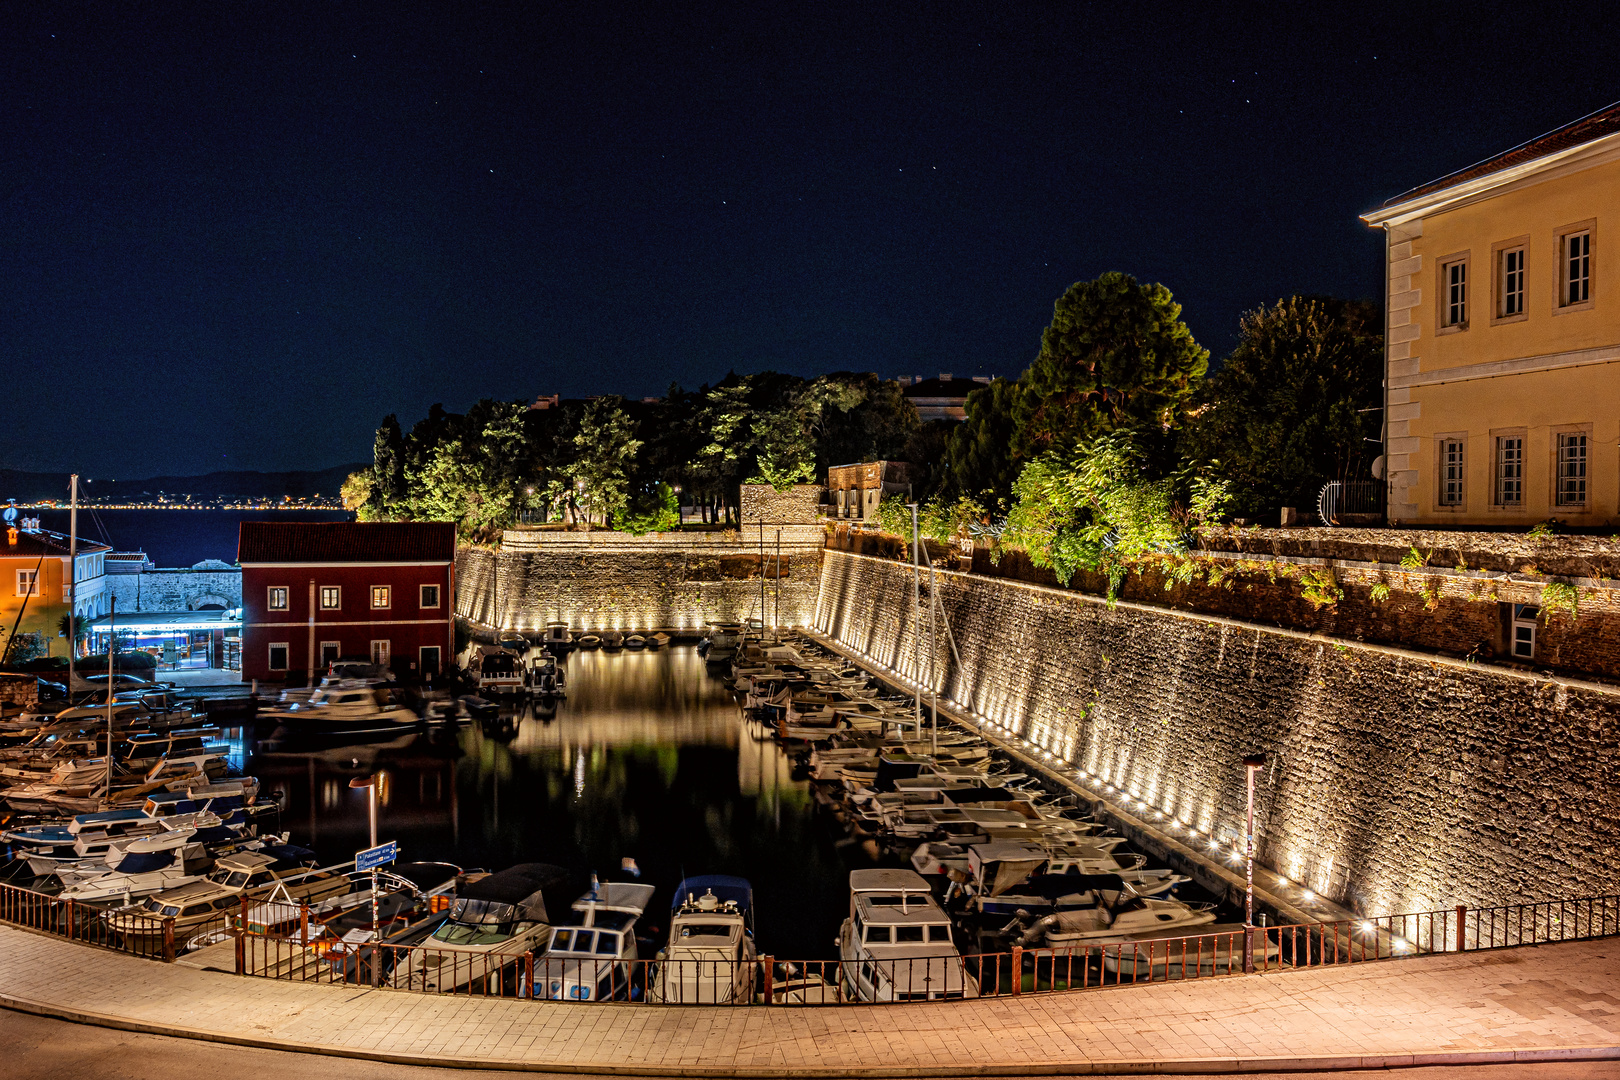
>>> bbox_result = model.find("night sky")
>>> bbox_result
[4,2,1616,476]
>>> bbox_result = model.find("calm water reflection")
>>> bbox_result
[239,647,852,957]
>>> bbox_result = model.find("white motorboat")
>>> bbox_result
[651,875,757,1004]
[527,877,657,1000]
[599,630,625,650]
[577,634,602,649]
[837,868,978,1002]
[1016,890,1218,947]
[268,685,418,726]
[496,632,530,657]
[624,634,647,649]
[55,828,215,902]
[469,645,525,696]
[524,655,567,697]
[647,632,671,649]
[541,622,573,651]
[394,863,576,993]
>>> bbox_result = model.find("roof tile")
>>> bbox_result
[237,521,456,564]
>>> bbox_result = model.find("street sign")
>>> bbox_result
[356,840,398,871]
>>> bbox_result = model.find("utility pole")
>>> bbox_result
[68,474,78,693]
[104,598,116,804]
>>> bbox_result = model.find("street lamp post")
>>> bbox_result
[350,774,380,936]
[1242,753,1267,973]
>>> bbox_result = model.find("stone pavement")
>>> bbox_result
[2,926,1619,1075]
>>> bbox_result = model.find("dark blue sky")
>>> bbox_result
[3,2,1615,476]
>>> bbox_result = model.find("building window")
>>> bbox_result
[1511,605,1537,660]
[320,641,341,666]
[1556,432,1588,507]
[1442,257,1468,328]
[370,585,391,610]
[267,586,289,611]
[1439,439,1465,506]
[419,584,440,609]
[420,645,441,675]
[268,642,290,671]
[1494,436,1523,507]
[319,586,341,610]
[15,570,37,597]
[1499,247,1525,317]
[370,640,391,666]
[1563,230,1591,306]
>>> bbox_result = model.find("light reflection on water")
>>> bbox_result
[239,646,852,957]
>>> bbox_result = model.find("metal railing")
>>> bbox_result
[6,884,1619,1004]
[1317,480,1383,525]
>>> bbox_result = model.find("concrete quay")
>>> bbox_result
[3,924,1620,1075]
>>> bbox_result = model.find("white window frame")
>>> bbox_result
[1494,434,1524,508]
[319,586,342,610]
[370,639,391,666]
[320,641,342,666]
[1439,253,1469,331]
[267,586,289,611]
[1511,605,1537,660]
[268,642,290,671]
[1494,240,1527,322]
[419,584,440,609]
[15,569,38,597]
[1559,227,1593,309]
[1438,437,1466,508]
[1555,430,1589,508]
[370,585,391,610]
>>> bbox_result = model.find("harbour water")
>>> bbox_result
[226,646,853,958]
[28,509,353,567]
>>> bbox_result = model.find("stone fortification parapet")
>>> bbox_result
[1201,526,1620,580]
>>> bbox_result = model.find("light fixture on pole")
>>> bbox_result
[1242,752,1266,973]
[350,774,381,936]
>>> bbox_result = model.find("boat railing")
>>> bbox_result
[6,886,1620,1003]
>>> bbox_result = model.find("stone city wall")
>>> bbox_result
[458,527,826,633]
[105,568,243,613]
[815,548,1620,917]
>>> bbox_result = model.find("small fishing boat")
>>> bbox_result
[393,863,579,993]
[624,634,647,649]
[527,877,657,1000]
[837,868,977,1002]
[648,632,672,649]
[541,622,574,651]
[651,875,757,1004]
[599,630,625,650]
[577,634,602,649]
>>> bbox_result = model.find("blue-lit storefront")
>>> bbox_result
[85,610,243,672]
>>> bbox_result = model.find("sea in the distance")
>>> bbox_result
[27,509,354,568]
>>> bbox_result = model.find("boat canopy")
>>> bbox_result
[672,874,752,917]
[456,863,580,924]
[1008,873,1127,902]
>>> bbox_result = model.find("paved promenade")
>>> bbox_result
[2,926,1619,1075]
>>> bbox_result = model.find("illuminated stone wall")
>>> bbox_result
[816,548,1620,917]
[105,566,242,613]
[457,527,826,633]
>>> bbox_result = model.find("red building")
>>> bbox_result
[238,522,457,684]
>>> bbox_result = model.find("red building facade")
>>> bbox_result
[238,522,457,684]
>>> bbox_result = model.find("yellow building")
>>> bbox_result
[0,524,110,662]
[1362,103,1620,526]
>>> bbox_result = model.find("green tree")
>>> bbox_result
[1182,296,1383,516]
[340,470,373,514]
[367,414,406,516]
[1001,431,1231,593]
[573,396,643,528]
[1017,272,1208,457]
[946,377,1023,508]
[616,481,680,534]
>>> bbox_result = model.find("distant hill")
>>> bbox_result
[0,464,369,503]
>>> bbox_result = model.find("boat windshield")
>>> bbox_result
[675,922,735,942]
[140,897,181,916]
[209,868,251,888]
[431,920,516,946]
[114,850,174,875]
[449,898,518,925]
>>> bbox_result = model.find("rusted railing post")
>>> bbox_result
[524,951,534,999]
[1456,905,1467,952]
[65,898,75,941]
[300,902,310,948]
[1011,945,1023,995]
[163,917,175,963]
[761,955,773,1005]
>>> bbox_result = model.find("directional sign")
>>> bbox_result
[356,840,398,871]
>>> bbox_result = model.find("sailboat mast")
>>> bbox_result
[105,597,115,803]
[68,474,77,693]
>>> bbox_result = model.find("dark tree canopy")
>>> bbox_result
[1016,272,1208,458]
[1182,296,1383,516]
[946,377,1023,508]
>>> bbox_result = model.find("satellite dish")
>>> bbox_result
[1370,456,1386,481]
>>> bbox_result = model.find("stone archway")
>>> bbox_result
[190,593,233,611]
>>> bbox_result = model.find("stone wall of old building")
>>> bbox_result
[105,565,243,613]
[457,527,826,633]
[815,548,1620,917]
